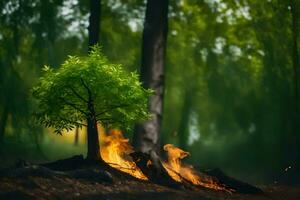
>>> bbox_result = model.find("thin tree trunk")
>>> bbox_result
[0,106,9,144]
[83,77,101,161]
[86,84,101,161]
[74,127,79,146]
[87,117,101,161]
[133,0,169,153]
[88,0,101,50]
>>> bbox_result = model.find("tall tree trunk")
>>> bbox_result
[133,0,169,153]
[0,106,9,144]
[85,0,101,161]
[290,0,300,165]
[291,0,300,122]
[87,117,101,161]
[88,0,101,49]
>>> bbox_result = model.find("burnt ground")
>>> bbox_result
[0,159,299,200]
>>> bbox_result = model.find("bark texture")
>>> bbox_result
[87,117,101,161]
[133,0,169,153]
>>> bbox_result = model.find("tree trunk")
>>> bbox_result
[74,127,79,146]
[290,0,300,165]
[88,0,101,50]
[86,117,101,161]
[133,0,169,153]
[86,0,101,161]
[0,106,9,144]
[291,0,300,123]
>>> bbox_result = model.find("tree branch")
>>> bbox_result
[80,78,92,100]
[67,85,88,103]
[59,97,88,116]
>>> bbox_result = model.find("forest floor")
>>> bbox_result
[0,159,299,200]
[1,177,300,200]
[0,156,300,200]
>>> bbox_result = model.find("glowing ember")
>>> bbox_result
[162,144,233,192]
[100,129,148,180]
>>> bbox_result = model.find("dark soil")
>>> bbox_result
[0,157,299,200]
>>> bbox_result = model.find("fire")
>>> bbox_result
[162,144,232,192]
[99,130,232,192]
[100,129,148,180]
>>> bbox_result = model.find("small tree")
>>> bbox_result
[33,46,152,161]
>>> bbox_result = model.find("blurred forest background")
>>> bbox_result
[0,0,299,185]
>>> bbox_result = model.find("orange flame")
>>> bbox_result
[99,130,232,192]
[100,129,148,180]
[162,144,232,192]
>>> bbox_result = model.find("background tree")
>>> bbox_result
[88,0,101,48]
[1,0,299,184]
[33,47,152,161]
[290,0,300,165]
[0,0,65,154]
[133,0,169,153]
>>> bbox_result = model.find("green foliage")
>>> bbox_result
[33,46,152,134]
[1,0,299,183]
